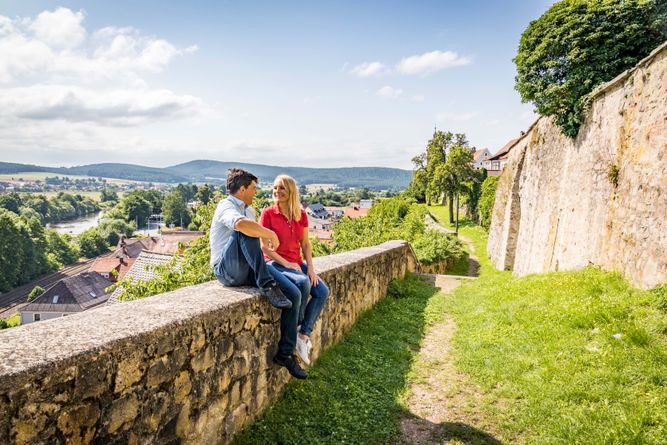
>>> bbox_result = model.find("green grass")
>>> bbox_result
[233,274,439,445]
[423,205,667,444]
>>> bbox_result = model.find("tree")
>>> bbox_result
[431,145,474,226]
[163,191,191,228]
[98,218,135,246]
[0,193,22,214]
[77,228,109,258]
[121,194,152,228]
[100,188,119,202]
[0,210,25,291]
[514,0,667,137]
[195,184,214,205]
[407,130,460,204]
[27,286,45,302]
[45,230,80,266]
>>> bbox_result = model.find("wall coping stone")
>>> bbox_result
[0,240,408,383]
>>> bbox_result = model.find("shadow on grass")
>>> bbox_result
[232,274,440,445]
[397,415,503,445]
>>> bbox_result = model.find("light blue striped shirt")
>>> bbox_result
[209,195,256,267]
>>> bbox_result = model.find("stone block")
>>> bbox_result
[106,394,138,434]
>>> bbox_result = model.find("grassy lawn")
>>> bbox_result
[426,205,667,444]
[233,274,440,445]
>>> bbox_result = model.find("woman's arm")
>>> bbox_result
[300,227,320,286]
[260,238,301,271]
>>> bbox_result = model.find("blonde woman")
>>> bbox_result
[259,175,330,368]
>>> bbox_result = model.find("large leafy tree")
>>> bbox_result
[163,191,192,228]
[515,0,667,137]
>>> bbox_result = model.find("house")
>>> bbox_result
[324,206,344,220]
[486,132,525,176]
[114,231,204,258]
[310,228,333,242]
[88,257,135,282]
[473,148,493,169]
[306,203,330,219]
[106,251,176,305]
[343,207,369,218]
[359,199,373,209]
[19,272,113,324]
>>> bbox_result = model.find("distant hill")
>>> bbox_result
[0,160,412,190]
[166,160,412,189]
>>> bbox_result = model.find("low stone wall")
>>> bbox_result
[0,241,417,445]
[418,261,448,275]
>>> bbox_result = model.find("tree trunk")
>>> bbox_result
[448,192,454,224]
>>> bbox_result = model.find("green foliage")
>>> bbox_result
[27,285,45,302]
[479,176,499,231]
[0,319,7,330]
[465,168,487,222]
[331,197,465,266]
[411,230,466,265]
[120,193,153,227]
[100,188,119,202]
[607,163,620,187]
[309,236,332,257]
[45,230,80,266]
[97,217,135,246]
[194,184,214,204]
[76,228,109,258]
[163,191,192,228]
[514,0,667,137]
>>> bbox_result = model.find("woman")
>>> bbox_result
[259,175,330,365]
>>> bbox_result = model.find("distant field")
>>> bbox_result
[306,183,337,192]
[0,172,136,185]
[25,191,103,201]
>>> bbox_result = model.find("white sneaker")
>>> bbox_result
[296,336,311,365]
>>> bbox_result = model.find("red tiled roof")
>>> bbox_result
[489,135,523,161]
[344,208,369,218]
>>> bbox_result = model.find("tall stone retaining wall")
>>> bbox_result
[0,241,417,445]
[488,42,667,289]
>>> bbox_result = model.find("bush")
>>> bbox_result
[514,0,667,137]
[411,230,467,265]
[479,176,498,231]
[27,285,45,302]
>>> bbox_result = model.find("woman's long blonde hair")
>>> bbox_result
[274,174,302,222]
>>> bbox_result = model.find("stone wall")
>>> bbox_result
[488,42,667,289]
[0,241,417,445]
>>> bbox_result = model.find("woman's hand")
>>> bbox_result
[307,265,320,286]
[284,261,302,272]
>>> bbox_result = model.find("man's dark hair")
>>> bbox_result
[227,168,258,194]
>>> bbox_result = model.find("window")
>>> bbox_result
[34,313,40,321]
[52,295,59,304]
[89,291,96,297]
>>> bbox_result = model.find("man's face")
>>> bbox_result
[237,180,257,206]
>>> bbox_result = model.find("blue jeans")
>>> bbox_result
[214,231,274,288]
[267,262,330,338]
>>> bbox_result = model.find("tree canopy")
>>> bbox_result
[514,0,667,137]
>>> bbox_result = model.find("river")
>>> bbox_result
[49,211,105,235]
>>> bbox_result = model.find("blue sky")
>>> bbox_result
[0,1,554,169]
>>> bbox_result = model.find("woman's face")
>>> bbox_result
[272,181,288,203]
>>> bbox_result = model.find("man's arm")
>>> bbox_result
[235,219,280,250]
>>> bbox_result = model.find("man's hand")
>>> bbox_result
[264,231,280,251]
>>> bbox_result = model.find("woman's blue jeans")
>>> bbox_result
[266,262,330,342]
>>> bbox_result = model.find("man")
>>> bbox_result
[210,168,308,379]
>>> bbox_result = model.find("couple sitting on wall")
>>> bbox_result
[209,168,329,380]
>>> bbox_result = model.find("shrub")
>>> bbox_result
[479,176,498,231]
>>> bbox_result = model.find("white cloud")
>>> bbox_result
[436,111,478,122]
[0,8,203,133]
[412,95,425,102]
[350,61,386,77]
[28,7,86,49]
[397,50,471,76]
[0,84,204,126]
[376,86,403,98]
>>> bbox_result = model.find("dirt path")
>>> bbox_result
[395,273,503,444]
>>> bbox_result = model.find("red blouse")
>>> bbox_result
[259,205,308,264]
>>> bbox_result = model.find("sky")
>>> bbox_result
[0,1,555,170]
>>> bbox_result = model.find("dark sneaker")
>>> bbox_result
[260,282,292,309]
[273,354,308,379]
